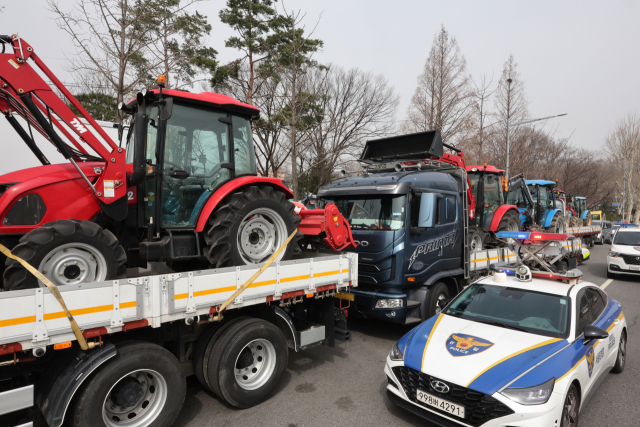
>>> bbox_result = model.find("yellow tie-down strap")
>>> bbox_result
[0,244,90,350]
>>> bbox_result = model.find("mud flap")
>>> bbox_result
[35,343,116,427]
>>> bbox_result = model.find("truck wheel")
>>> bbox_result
[468,227,484,251]
[427,282,450,319]
[3,219,126,291]
[546,212,566,234]
[69,341,186,427]
[204,186,302,268]
[193,316,249,392]
[206,318,288,408]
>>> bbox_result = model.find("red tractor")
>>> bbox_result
[465,164,521,250]
[0,35,354,291]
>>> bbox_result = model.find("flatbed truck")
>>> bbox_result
[0,253,357,427]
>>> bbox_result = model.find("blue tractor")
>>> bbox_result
[507,177,566,233]
[574,196,592,226]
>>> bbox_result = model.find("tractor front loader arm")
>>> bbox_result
[0,35,127,212]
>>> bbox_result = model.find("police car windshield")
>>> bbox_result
[318,196,405,231]
[613,231,640,245]
[445,284,570,339]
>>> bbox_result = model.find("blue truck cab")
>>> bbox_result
[317,130,469,324]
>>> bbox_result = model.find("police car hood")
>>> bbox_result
[404,314,566,396]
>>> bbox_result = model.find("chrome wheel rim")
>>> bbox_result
[434,293,447,315]
[102,369,167,427]
[38,243,107,287]
[561,390,578,427]
[238,208,288,264]
[618,333,626,367]
[234,338,277,390]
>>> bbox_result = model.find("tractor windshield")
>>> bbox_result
[318,195,406,231]
[469,172,502,227]
[137,102,257,226]
[528,184,554,210]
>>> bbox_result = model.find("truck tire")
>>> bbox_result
[68,341,186,427]
[3,219,127,291]
[194,316,249,392]
[468,227,484,251]
[426,282,450,319]
[206,317,288,408]
[546,212,566,234]
[204,186,302,268]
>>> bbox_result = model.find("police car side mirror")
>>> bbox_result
[418,193,438,228]
[582,324,608,344]
[437,298,450,310]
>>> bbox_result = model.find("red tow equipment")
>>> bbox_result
[296,203,357,251]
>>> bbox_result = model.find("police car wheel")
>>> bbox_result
[612,330,626,373]
[561,383,580,427]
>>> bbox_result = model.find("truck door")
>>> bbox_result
[439,193,462,269]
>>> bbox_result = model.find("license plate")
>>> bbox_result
[630,266,640,271]
[416,389,465,418]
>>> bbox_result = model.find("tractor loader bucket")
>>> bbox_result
[359,130,444,163]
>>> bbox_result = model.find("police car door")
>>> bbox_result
[575,288,604,396]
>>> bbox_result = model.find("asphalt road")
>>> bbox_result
[176,243,638,427]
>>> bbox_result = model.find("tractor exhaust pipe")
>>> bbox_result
[127,93,148,186]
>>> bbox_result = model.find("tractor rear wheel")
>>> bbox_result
[495,210,520,246]
[204,186,302,268]
[3,219,127,291]
[546,212,566,234]
[569,216,581,228]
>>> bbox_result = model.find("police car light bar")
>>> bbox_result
[530,270,583,281]
[495,231,570,241]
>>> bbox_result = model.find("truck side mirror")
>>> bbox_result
[418,193,437,228]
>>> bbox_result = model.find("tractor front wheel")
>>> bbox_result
[204,186,302,268]
[3,220,127,291]
[495,210,520,247]
[546,212,566,234]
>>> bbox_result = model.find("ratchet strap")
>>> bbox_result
[212,228,299,321]
[0,244,90,350]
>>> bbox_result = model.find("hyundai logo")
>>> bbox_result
[353,240,369,247]
[430,380,450,394]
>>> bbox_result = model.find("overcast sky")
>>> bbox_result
[1,0,639,173]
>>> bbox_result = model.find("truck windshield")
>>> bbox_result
[613,231,640,245]
[445,283,570,338]
[318,195,406,231]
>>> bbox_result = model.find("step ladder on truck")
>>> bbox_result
[0,34,359,427]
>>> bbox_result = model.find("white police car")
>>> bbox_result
[385,266,627,427]
[608,225,640,279]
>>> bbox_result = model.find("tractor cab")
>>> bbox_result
[574,196,591,226]
[466,165,508,230]
[125,90,258,228]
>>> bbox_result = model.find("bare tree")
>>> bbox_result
[303,66,399,190]
[404,25,472,143]
[461,73,497,163]
[49,0,169,121]
[605,112,640,222]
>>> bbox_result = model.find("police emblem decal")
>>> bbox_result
[446,333,494,357]
[586,347,595,377]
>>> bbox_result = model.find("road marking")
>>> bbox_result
[601,279,613,290]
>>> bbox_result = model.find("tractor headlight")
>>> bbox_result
[389,343,404,361]
[500,378,555,405]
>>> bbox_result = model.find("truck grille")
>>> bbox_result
[392,367,514,427]
[622,254,640,265]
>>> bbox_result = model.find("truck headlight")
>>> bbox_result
[609,250,620,257]
[389,343,404,361]
[500,378,555,405]
[376,299,403,309]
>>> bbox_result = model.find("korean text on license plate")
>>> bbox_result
[630,266,640,271]
[416,389,465,418]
